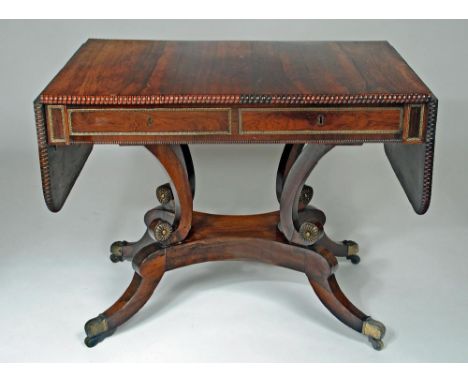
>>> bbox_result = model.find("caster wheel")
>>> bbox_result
[347,254,361,264]
[110,254,123,263]
[84,336,99,348]
[369,338,384,351]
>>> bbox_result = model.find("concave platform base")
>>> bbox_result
[166,211,312,271]
[84,211,386,350]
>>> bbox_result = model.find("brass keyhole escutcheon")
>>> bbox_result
[146,115,154,127]
[317,114,325,126]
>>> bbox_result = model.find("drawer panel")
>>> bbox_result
[68,108,232,136]
[239,107,403,135]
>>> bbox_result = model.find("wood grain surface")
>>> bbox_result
[40,40,431,104]
[240,107,402,134]
[69,108,231,135]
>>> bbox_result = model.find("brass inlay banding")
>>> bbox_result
[238,107,404,135]
[46,105,67,143]
[406,103,426,142]
[68,107,232,136]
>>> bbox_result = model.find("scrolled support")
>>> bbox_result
[109,145,194,263]
[276,144,304,202]
[145,144,194,245]
[279,144,334,246]
[181,144,196,199]
[276,144,315,211]
[154,144,195,209]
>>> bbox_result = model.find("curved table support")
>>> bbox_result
[277,144,361,263]
[181,144,196,199]
[85,245,165,347]
[145,144,193,244]
[276,144,304,203]
[279,144,334,246]
[110,144,195,263]
[86,145,385,350]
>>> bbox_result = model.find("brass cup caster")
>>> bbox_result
[156,183,173,205]
[299,221,323,245]
[109,241,128,263]
[84,314,116,348]
[362,317,386,351]
[343,240,360,264]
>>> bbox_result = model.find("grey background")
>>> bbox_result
[0,20,467,362]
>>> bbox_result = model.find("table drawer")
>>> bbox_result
[45,105,411,144]
[239,107,403,136]
[68,107,232,137]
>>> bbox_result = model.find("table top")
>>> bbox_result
[41,39,431,105]
[34,39,438,215]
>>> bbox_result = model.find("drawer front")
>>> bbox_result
[68,108,232,136]
[45,105,411,144]
[239,107,403,136]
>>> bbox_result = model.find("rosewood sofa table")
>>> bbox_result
[34,39,437,351]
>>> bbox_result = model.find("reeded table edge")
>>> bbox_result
[40,92,431,106]
[419,96,437,213]
[34,100,54,209]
